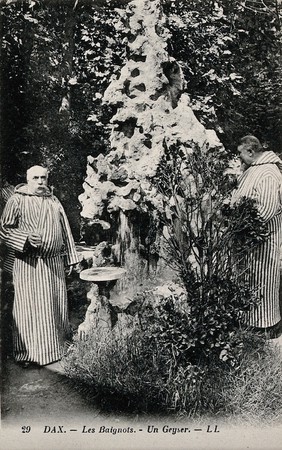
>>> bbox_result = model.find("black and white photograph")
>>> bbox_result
[0,1,282,449]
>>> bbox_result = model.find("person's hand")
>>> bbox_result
[66,262,81,276]
[28,232,42,248]
[66,265,74,276]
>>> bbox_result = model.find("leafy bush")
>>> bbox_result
[63,316,282,422]
[63,141,276,418]
[150,142,269,365]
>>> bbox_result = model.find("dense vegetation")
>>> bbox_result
[64,323,282,421]
[2,0,281,420]
[164,0,282,153]
[63,143,282,421]
[1,0,281,236]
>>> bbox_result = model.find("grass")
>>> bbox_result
[223,341,282,425]
[63,318,166,412]
[62,318,282,425]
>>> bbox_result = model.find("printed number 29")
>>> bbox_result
[21,426,31,433]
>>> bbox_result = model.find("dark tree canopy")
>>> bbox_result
[163,0,282,153]
[1,0,281,236]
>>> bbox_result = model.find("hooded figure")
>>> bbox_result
[0,166,79,366]
[232,136,282,331]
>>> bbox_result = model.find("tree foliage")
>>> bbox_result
[0,0,127,235]
[1,0,281,234]
[163,0,282,153]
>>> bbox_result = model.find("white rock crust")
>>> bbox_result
[80,0,223,221]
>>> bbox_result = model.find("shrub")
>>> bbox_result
[151,142,269,365]
[63,314,282,422]
[63,142,278,418]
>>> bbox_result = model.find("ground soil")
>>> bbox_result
[1,357,104,426]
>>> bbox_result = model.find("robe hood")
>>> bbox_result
[252,151,282,173]
[14,183,53,196]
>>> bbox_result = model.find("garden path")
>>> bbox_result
[2,346,282,450]
[1,357,103,427]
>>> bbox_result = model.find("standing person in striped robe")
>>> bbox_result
[232,135,282,336]
[0,165,80,367]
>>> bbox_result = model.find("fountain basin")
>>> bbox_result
[75,244,96,252]
[77,267,127,338]
[79,267,126,282]
[75,244,96,264]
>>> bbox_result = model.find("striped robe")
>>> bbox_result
[232,151,282,328]
[0,184,79,365]
[1,183,16,273]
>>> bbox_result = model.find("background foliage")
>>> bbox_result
[0,0,128,236]
[1,0,281,237]
[163,0,282,153]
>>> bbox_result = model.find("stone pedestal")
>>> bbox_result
[78,267,126,340]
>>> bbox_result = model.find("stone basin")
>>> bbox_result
[78,266,127,337]
[75,244,96,262]
[75,244,96,253]
[79,267,126,282]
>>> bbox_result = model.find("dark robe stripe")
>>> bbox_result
[232,152,282,327]
[1,190,79,365]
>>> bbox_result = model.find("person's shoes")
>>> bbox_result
[270,334,282,348]
[269,335,282,356]
[43,360,64,374]
[16,361,42,369]
[17,361,31,368]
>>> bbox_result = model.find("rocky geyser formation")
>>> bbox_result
[79,0,223,271]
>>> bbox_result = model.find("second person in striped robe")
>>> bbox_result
[232,135,282,334]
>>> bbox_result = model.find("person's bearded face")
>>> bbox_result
[27,168,48,194]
